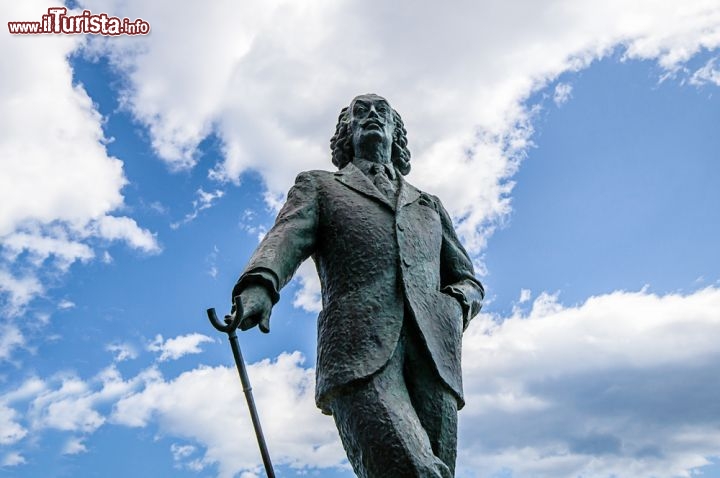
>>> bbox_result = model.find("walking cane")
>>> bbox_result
[207,297,276,478]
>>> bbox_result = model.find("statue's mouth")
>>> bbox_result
[363,121,383,130]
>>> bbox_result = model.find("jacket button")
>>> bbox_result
[403,258,412,267]
[397,223,405,231]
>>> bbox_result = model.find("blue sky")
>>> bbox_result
[2,1,720,477]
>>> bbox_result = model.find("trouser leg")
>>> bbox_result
[403,319,459,475]
[329,329,452,478]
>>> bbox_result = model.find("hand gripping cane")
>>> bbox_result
[207,297,276,478]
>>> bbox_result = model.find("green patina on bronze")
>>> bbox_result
[232,94,484,478]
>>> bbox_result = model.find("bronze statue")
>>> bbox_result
[232,93,484,477]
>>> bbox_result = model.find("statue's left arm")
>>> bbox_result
[434,195,484,330]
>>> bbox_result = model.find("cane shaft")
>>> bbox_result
[228,330,276,478]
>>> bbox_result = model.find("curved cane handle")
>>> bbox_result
[207,296,243,333]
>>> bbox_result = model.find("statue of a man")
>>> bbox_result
[232,93,484,477]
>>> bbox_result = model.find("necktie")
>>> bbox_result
[371,164,397,200]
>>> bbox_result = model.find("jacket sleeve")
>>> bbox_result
[234,172,320,303]
[435,195,484,329]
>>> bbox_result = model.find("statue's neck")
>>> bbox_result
[354,143,392,165]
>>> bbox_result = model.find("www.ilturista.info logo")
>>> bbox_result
[8,7,150,35]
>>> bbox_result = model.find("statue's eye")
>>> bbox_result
[354,105,367,114]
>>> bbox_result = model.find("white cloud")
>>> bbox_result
[170,188,225,229]
[106,342,138,362]
[2,2,720,475]
[0,404,27,445]
[88,216,161,253]
[2,378,46,404]
[690,56,720,86]
[29,377,106,433]
[0,359,326,474]
[1,452,26,467]
[0,270,43,316]
[518,288,532,304]
[206,245,220,279]
[196,189,225,209]
[88,288,720,477]
[170,443,196,460]
[170,443,204,471]
[4,0,715,311]
[0,1,159,311]
[148,333,215,362]
[457,286,720,478]
[112,352,346,478]
[292,260,322,314]
[553,82,573,106]
[239,209,270,243]
[81,0,720,258]
[0,370,158,462]
[0,2,122,235]
[57,300,76,310]
[4,286,719,476]
[0,324,25,362]
[1,232,94,270]
[0,379,43,450]
[61,437,88,455]
[34,312,51,327]
[27,366,159,435]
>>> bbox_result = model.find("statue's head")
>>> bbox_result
[330,94,411,175]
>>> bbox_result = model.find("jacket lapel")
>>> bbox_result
[334,162,396,210]
[396,174,421,209]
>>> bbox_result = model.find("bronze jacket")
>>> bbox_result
[237,162,484,414]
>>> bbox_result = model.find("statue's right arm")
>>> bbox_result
[232,172,320,333]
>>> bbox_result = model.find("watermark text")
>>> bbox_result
[8,7,150,36]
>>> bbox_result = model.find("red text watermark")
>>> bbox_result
[8,7,150,36]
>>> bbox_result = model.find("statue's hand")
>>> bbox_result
[234,284,273,333]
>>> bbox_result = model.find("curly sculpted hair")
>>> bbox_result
[329,95,412,176]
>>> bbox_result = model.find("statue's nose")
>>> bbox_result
[367,104,380,117]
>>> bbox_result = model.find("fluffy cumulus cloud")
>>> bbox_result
[0,351,344,476]
[148,333,215,362]
[0,272,43,318]
[4,0,719,309]
[0,404,27,445]
[61,437,88,455]
[81,0,720,256]
[457,286,720,478]
[3,1,720,476]
[0,367,160,452]
[0,1,158,314]
[292,260,323,313]
[24,367,151,434]
[111,352,346,477]
[4,287,718,477]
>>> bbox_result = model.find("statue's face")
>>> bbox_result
[349,94,395,158]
